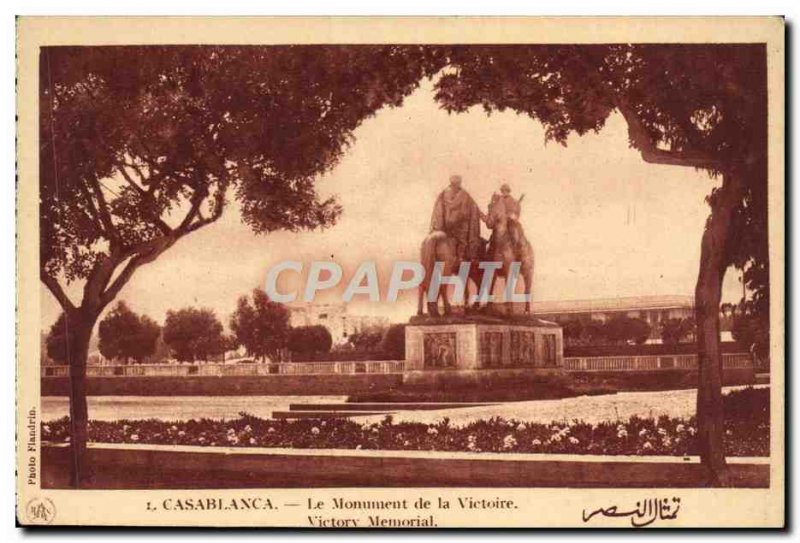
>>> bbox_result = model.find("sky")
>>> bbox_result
[40,78,745,329]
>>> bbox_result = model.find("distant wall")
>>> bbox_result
[41,365,754,397]
[41,374,403,397]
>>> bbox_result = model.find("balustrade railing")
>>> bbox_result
[562,353,753,371]
[41,360,408,378]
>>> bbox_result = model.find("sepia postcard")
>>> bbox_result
[16,16,784,528]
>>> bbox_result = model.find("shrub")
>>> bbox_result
[288,325,333,355]
[380,324,406,359]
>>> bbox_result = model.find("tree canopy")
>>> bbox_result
[163,307,226,362]
[98,301,161,363]
[230,289,290,361]
[661,317,696,345]
[40,45,446,315]
[435,44,768,296]
[288,325,333,356]
[45,313,70,365]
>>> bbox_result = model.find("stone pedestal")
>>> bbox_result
[404,316,563,379]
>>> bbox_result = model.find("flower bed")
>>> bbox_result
[41,387,769,457]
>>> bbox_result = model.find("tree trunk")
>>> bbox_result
[66,309,97,488]
[694,169,742,486]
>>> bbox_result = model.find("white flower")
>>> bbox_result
[249,437,256,445]
[531,438,542,446]
[616,424,625,432]
[467,441,477,451]
[227,435,239,444]
[131,434,139,442]
[639,428,649,437]
[170,425,178,432]
[427,427,438,436]
[617,429,628,439]
[662,437,672,447]
[688,427,696,436]
[502,435,517,449]
[199,437,206,443]
[467,435,477,443]
[551,425,561,434]
[403,440,410,447]
[356,445,362,450]
[321,421,327,427]
[676,424,685,433]
[516,423,526,432]
[642,441,653,450]
[43,425,50,433]
[311,427,320,436]
[123,424,130,432]
[267,427,275,434]
[178,430,186,437]
[551,433,563,442]
[568,436,579,445]
[227,428,236,435]
[725,429,733,436]
[658,427,668,436]
[244,425,252,433]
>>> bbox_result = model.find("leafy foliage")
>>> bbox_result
[163,307,225,362]
[346,325,386,352]
[380,323,407,359]
[435,44,768,316]
[40,45,446,312]
[98,301,161,363]
[229,289,290,361]
[45,313,70,365]
[563,317,651,346]
[661,317,696,345]
[287,325,333,355]
[731,301,769,359]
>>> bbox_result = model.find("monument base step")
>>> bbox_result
[402,367,566,387]
[288,402,495,411]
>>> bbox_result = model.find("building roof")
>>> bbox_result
[531,295,694,315]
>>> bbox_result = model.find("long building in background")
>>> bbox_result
[529,294,733,342]
[532,295,694,325]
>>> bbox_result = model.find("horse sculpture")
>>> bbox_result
[416,193,534,317]
[482,192,535,314]
[417,231,485,317]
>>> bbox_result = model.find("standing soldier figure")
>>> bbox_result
[498,182,523,250]
[429,174,483,261]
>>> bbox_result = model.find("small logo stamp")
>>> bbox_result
[25,497,55,525]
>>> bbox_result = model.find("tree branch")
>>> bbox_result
[117,164,147,195]
[572,51,723,172]
[76,182,106,237]
[41,271,76,313]
[185,185,226,233]
[101,236,175,306]
[117,164,173,235]
[614,99,723,171]
[178,184,209,232]
[86,178,120,247]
